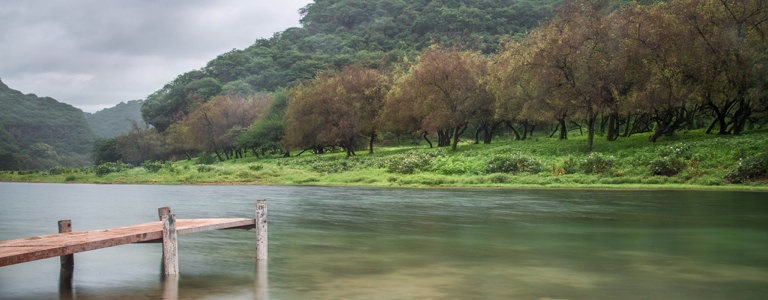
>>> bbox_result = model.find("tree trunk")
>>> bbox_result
[422,131,433,148]
[505,121,521,140]
[368,132,376,154]
[607,112,619,141]
[586,117,596,152]
[558,117,568,140]
[451,123,468,151]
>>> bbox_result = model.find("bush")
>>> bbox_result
[649,143,696,177]
[580,153,616,174]
[378,151,435,174]
[196,152,217,165]
[197,165,214,172]
[95,162,132,176]
[648,156,686,176]
[485,153,542,174]
[48,167,71,175]
[725,153,768,183]
[248,164,264,171]
[142,161,164,173]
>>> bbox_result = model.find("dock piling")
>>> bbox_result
[162,214,179,275]
[256,200,268,260]
[57,220,74,271]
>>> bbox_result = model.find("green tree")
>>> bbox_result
[91,138,122,165]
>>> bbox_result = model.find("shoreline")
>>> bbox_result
[3,179,767,193]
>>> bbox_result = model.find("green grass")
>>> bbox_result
[2,130,767,191]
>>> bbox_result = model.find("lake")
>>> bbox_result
[1,182,767,299]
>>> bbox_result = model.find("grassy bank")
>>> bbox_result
[2,130,767,191]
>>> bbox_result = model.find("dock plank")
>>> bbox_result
[0,218,255,267]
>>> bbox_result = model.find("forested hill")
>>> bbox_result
[85,100,147,138]
[0,79,95,170]
[141,0,562,131]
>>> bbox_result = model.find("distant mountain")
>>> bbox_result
[0,79,96,170]
[85,100,148,138]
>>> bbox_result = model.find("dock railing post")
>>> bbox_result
[162,214,179,275]
[256,200,268,260]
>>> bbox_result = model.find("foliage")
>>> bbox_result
[91,138,122,165]
[196,152,217,165]
[284,66,391,156]
[85,100,148,138]
[648,143,694,176]
[580,153,617,175]
[485,153,543,174]
[725,153,768,183]
[141,161,165,173]
[94,162,132,176]
[378,151,436,174]
[0,79,96,170]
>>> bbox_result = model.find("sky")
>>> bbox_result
[0,0,313,113]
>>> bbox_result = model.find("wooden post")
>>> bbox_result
[255,200,268,260]
[162,214,179,275]
[158,207,171,221]
[58,220,74,298]
[57,220,74,271]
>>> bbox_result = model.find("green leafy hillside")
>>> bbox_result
[85,100,148,138]
[141,0,563,131]
[0,80,95,170]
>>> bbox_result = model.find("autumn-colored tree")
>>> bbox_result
[681,0,768,135]
[283,66,391,156]
[383,46,490,150]
[525,1,619,151]
[490,38,567,141]
[611,2,701,142]
[173,94,269,161]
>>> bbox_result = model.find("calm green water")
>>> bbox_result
[0,182,766,299]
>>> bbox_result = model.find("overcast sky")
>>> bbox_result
[0,0,313,113]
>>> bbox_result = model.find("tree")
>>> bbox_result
[91,138,122,165]
[383,46,489,151]
[526,0,617,151]
[177,94,270,161]
[239,89,290,156]
[682,0,768,135]
[283,66,391,156]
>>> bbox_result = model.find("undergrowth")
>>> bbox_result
[1,130,767,189]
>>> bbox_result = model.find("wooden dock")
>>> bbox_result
[0,200,267,276]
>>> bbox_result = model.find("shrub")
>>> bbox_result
[725,153,768,183]
[248,164,264,171]
[648,156,686,176]
[310,159,356,173]
[196,152,217,165]
[142,161,164,173]
[649,143,697,177]
[95,162,132,176]
[580,153,616,174]
[378,151,435,174]
[197,165,214,173]
[485,153,542,174]
[48,167,70,175]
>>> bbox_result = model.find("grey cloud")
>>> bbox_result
[0,0,312,112]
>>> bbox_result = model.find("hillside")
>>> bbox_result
[85,100,148,138]
[141,0,563,131]
[0,79,95,170]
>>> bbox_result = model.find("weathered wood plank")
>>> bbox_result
[0,218,255,267]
